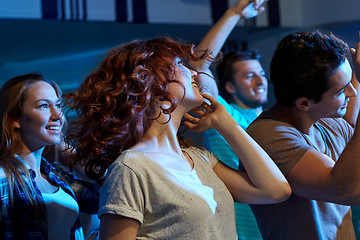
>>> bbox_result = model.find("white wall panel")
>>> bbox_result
[279,0,303,27]
[86,0,116,21]
[0,0,359,27]
[279,0,360,27]
[302,0,360,26]
[147,0,212,24]
[0,0,41,19]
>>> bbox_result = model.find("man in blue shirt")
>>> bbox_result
[204,49,267,240]
[191,0,267,238]
[204,49,268,169]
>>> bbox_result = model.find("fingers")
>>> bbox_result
[191,108,206,117]
[351,32,360,72]
[257,6,265,14]
[234,0,266,18]
[187,98,214,119]
[183,113,199,124]
[350,48,357,64]
[355,40,360,65]
[351,46,360,83]
[191,105,211,117]
[183,114,202,132]
[254,0,264,9]
[200,93,216,103]
[183,121,194,129]
[201,101,212,112]
[201,93,221,110]
[183,121,197,131]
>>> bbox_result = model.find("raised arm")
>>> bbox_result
[286,118,360,205]
[184,94,291,204]
[322,43,360,204]
[191,0,266,99]
[343,44,360,127]
[285,41,360,205]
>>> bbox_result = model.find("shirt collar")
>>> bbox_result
[12,154,53,179]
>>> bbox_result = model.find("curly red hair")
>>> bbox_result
[65,37,211,182]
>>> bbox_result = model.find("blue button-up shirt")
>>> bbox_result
[0,156,84,240]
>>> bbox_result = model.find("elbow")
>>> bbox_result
[327,167,360,204]
[331,180,360,205]
[232,182,291,205]
[268,182,292,203]
[189,60,206,72]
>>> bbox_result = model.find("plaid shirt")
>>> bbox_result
[0,157,84,240]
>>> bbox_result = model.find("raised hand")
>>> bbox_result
[231,0,267,19]
[184,93,232,132]
[351,32,360,83]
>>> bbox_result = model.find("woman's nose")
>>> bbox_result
[50,106,62,121]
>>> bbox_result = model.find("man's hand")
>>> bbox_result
[351,32,360,83]
[230,0,267,19]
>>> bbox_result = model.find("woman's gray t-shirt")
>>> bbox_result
[98,146,236,239]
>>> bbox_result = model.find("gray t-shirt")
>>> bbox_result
[247,109,355,240]
[98,146,237,239]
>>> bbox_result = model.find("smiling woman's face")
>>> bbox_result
[14,81,64,151]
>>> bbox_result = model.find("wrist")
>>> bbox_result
[212,111,237,134]
[227,7,244,19]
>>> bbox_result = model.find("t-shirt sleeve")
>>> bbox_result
[320,118,354,143]
[247,119,312,176]
[98,154,145,224]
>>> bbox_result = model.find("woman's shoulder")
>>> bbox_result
[113,150,147,164]
[182,146,219,168]
[183,146,207,155]
[0,168,10,194]
[183,146,213,156]
[0,167,6,179]
[108,150,150,173]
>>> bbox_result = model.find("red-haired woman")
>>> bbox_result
[65,36,290,239]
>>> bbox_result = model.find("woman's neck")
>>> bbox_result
[17,146,44,173]
[132,115,183,153]
[131,124,194,171]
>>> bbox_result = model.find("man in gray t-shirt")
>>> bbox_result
[246,31,360,239]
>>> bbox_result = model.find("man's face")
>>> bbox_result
[226,59,268,109]
[310,59,356,119]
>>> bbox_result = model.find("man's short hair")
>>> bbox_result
[217,50,260,102]
[270,31,350,107]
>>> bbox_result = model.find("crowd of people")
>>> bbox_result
[1,0,360,239]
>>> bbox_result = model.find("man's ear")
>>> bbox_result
[225,82,236,94]
[294,97,311,111]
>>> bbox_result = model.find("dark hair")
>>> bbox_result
[0,73,62,205]
[270,31,350,107]
[217,50,261,102]
[65,37,211,182]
